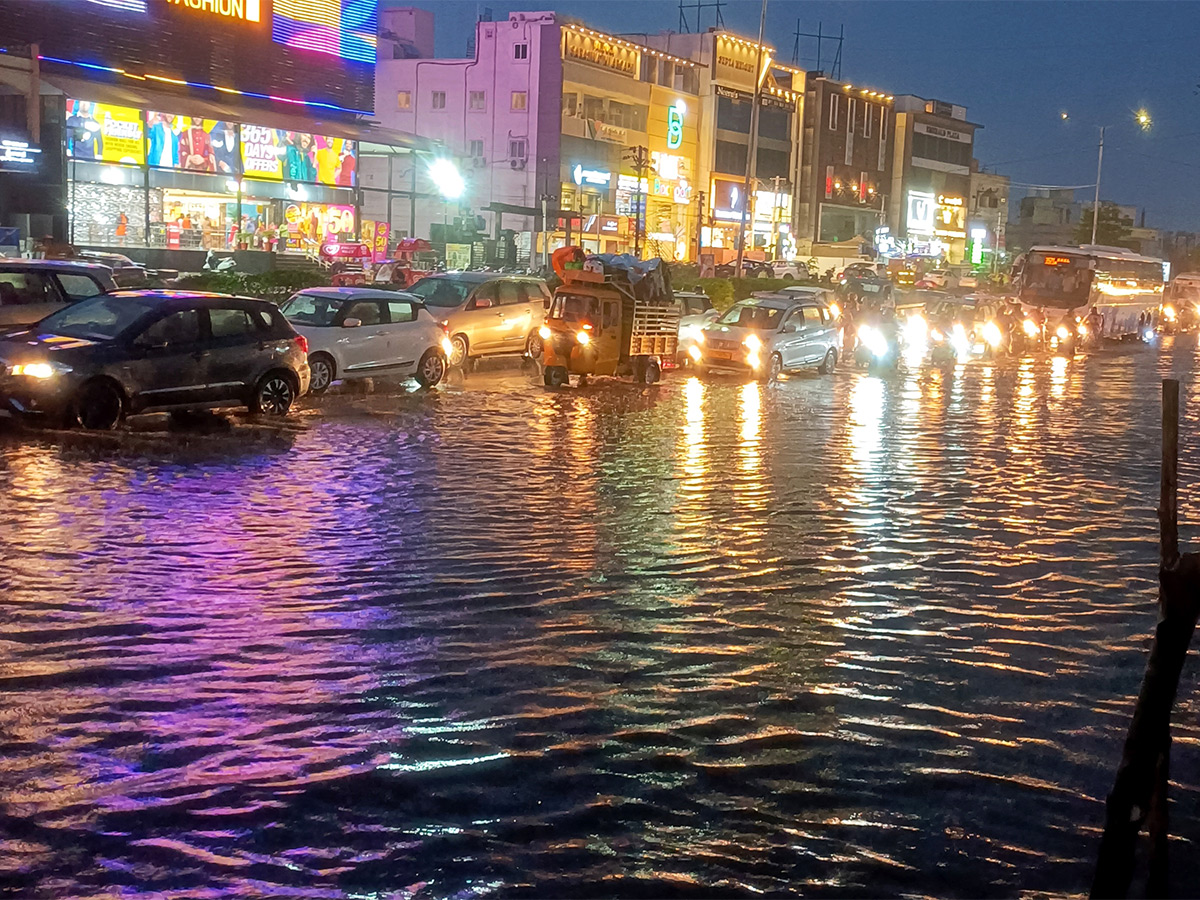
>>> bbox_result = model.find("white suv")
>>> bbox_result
[279,287,450,392]
[770,260,812,281]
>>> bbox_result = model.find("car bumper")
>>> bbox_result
[0,372,78,419]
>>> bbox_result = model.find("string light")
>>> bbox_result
[563,23,699,67]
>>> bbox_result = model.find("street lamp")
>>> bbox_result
[1063,109,1152,245]
[429,158,464,200]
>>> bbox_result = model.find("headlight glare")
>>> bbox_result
[743,334,762,352]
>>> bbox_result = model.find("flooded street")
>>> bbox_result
[5,337,1200,898]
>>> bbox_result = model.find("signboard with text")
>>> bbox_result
[562,28,638,75]
[240,125,357,185]
[66,99,145,165]
[146,111,240,174]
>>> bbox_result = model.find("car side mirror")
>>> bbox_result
[343,317,362,328]
[473,297,493,310]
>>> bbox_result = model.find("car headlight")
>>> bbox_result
[441,336,454,355]
[576,330,591,345]
[828,302,841,319]
[8,361,70,379]
[1055,324,1070,340]
[680,325,705,344]
[538,324,551,340]
[743,334,762,352]
[1023,318,1039,338]
[930,328,944,342]
[858,325,889,358]
[688,345,703,361]
[1163,305,1177,321]
[982,321,1004,348]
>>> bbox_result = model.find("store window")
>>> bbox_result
[431,91,446,110]
[562,93,578,117]
[469,91,486,111]
[828,93,839,131]
[512,92,527,111]
[514,43,528,60]
[397,91,411,110]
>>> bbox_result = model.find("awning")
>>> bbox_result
[40,68,438,153]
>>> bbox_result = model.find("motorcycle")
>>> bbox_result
[202,249,237,273]
[854,320,900,370]
[929,321,971,365]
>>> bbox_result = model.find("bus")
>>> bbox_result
[1014,245,1167,337]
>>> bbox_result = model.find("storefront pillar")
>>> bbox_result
[142,163,150,248]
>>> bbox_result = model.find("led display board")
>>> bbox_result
[272,0,377,64]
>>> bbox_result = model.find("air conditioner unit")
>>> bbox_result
[473,157,486,167]
[510,158,526,170]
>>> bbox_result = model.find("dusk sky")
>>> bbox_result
[396,1,1200,231]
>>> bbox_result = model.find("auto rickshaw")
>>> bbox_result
[541,247,679,387]
[371,238,440,289]
[319,241,373,286]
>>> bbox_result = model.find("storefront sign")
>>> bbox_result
[66,99,145,165]
[166,0,261,22]
[241,125,357,186]
[446,242,472,269]
[667,105,684,149]
[285,202,356,243]
[617,174,648,193]
[572,164,611,187]
[562,29,638,76]
[713,83,794,111]
[935,200,966,236]
[906,190,935,235]
[711,176,746,221]
[146,111,240,174]
[599,216,620,234]
[714,35,763,91]
[0,138,40,171]
[915,122,970,143]
[587,120,627,145]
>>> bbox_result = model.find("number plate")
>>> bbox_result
[863,283,880,293]
[709,350,734,360]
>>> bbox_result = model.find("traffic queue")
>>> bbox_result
[0,245,1193,431]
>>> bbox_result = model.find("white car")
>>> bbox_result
[279,287,450,393]
[770,260,812,280]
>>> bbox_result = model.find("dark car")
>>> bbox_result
[837,265,894,306]
[0,291,310,429]
[715,259,773,278]
[75,250,149,287]
[0,259,117,328]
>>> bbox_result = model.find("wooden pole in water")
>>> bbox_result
[1091,379,1200,898]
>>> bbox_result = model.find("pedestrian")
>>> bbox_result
[116,211,128,245]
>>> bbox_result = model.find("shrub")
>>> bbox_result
[171,269,331,304]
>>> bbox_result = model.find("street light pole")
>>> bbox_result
[734,0,768,277]
[1091,124,1105,246]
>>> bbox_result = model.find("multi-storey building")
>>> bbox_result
[889,95,979,264]
[967,166,1009,268]
[796,76,894,251]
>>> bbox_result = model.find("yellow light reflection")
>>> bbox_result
[849,376,885,465]
[681,376,707,489]
[1050,355,1068,400]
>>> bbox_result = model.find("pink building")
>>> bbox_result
[375,9,562,259]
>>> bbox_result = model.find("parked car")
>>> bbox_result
[770,259,812,280]
[0,290,309,429]
[715,259,773,278]
[0,259,117,327]
[685,294,842,381]
[920,269,957,289]
[405,272,550,368]
[74,250,149,287]
[279,287,450,392]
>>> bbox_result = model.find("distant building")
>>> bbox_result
[889,96,979,264]
[1006,189,1080,254]
[967,165,1009,268]
[795,76,894,251]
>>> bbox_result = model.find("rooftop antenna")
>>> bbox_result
[791,20,844,79]
[678,0,725,33]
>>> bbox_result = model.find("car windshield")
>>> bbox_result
[280,292,346,326]
[407,277,474,308]
[550,293,600,321]
[36,294,152,340]
[719,304,784,330]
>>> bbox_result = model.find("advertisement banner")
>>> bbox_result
[283,202,356,246]
[146,112,241,174]
[240,125,357,186]
[66,99,145,165]
[361,220,390,260]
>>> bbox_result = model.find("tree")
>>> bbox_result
[1075,202,1136,248]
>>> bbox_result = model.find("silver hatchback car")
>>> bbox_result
[687,292,842,381]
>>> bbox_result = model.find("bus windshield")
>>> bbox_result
[1018,252,1092,308]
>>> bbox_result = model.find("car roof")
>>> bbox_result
[423,271,543,284]
[295,286,420,300]
[739,295,809,311]
[0,259,115,275]
[107,289,275,308]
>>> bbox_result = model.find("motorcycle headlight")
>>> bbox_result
[1077,323,1088,336]
[8,361,70,379]
[1163,305,1177,321]
[1055,325,1070,340]
[982,321,1003,348]
[1023,318,1039,338]
[743,334,762,352]
[688,345,703,361]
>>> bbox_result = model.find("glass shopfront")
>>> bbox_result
[64,97,359,251]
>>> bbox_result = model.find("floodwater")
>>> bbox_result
[4,338,1200,899]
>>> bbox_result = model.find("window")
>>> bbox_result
[602,300,618,329]
[468,140,484,158]
[828,93,839,131]
[514,43,528,60]
[343,301,383,326]
[55,273,105,300]
[209,307,257,338]
[387,300,415,323]
[0,272,55,306]
[431,91,446,110]
[562,93,578,116]
[880,108,888,143]
[784,308,810,331]
[137,309,201,347]
[864,103,873,138]
[39,294,152,340]
[397,91,411,110]
[280,292,344,327]
[469,90,486,111]
[847,98,857,134]
[471,283,499,308]
[511,91,527,111]
[509,139,526,160]
[497,281,522,306]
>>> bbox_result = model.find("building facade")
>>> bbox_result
[796,76,894,251]
[889,95,979,264]
[967,166,1009,269]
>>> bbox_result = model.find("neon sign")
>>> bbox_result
[573,164,612,187]
[1042,256,1073,266]
[166,0,261,23]
[667,104,684,149]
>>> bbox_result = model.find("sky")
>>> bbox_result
[391,0,1200,231]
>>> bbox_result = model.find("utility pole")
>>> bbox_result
[734,0,768,277]
[1091,125,1105,246]
[695,190,705,264]
[770,174,784,260]
[625,144,650,258]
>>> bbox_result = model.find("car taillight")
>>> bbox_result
[294,334,309,355]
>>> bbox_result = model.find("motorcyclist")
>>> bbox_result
[1084,307,1103,346]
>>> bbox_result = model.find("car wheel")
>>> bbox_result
[543,365,569,388]
[782,273,794,281]
[449,334,468,368]
[251,371,296,417]
[643,359,661,385]
[525,331,544,359]
[416,349,446,387]
[818,348,837,375]
[764,352,783,383]
[74,379,124,430]
[308,353,335,394]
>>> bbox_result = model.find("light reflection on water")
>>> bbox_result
[1,341,1199,898]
